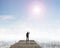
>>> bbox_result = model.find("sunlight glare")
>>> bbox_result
[32,5,41,15]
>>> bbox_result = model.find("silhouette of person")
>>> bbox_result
[26,32,30,41]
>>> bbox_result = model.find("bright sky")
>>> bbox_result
[0,0,60,41]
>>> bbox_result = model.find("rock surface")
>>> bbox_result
[10,40,41,48]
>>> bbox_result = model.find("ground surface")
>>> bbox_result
[10,40,41,48]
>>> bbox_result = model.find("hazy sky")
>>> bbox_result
[0,0,60,41]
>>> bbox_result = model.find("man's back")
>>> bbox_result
[26,32,30,41]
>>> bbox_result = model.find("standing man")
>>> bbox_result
[26,32,30,41]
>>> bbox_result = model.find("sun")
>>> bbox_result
[32,5,41,15]
[28,2,46,19]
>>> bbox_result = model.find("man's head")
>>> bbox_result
[27,32,30,34]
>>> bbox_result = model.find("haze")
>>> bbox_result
[0,0,60,42]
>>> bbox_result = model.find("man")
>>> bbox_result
[26,32,30,41]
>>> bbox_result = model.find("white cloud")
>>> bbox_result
[0,15,15,20]
[0,27,23,41]
[0,18,60,41]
